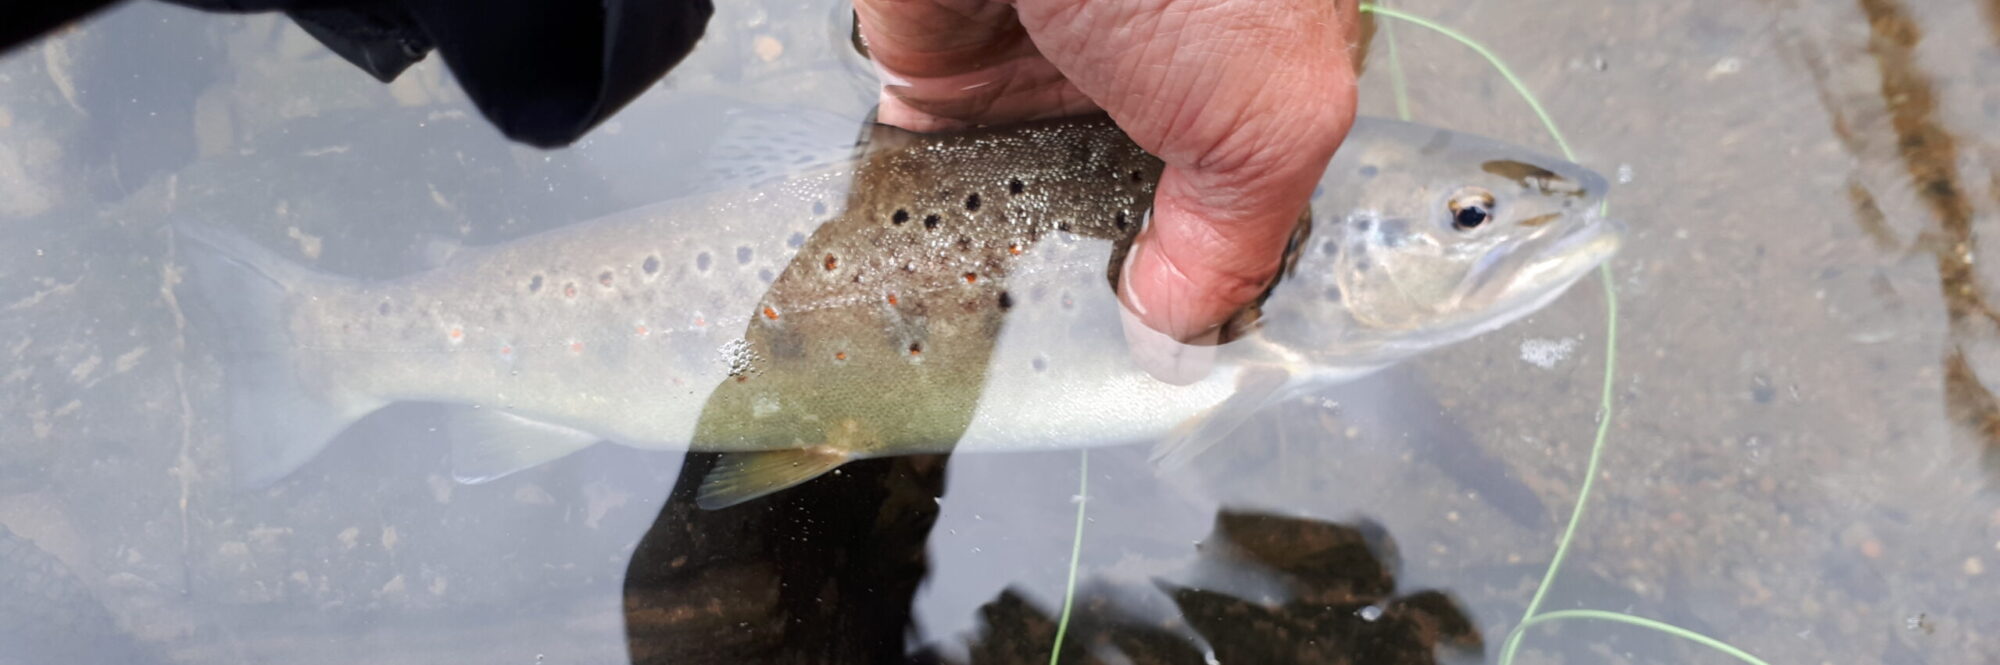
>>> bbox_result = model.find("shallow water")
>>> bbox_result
[1,0,1996,664]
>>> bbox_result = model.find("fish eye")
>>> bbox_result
[1447,188,1495,231]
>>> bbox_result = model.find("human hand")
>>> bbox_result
[853,0,1360,382]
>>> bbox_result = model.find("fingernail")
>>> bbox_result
[1119,295,1218,386]
[1120,243,1148,317]
[1118,233,1217,385]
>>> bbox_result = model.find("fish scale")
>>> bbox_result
[175,113,1621,507]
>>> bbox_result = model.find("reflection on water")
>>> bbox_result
[4,0,2000,663]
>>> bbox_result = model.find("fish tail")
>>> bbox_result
[174,224,380,488]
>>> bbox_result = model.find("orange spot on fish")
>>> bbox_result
[570,341,584,353]
[834,351,847,361]
[635,324,650,337]
[763,306,780,320]
[500,345,513,355]
[564,284,578,298]
[1009,243,1023,255]
[886,294,899,306]
[824,254,838,271]
[908,342,922,356]
[448,327,464,340]
[694,315,707,327]
[963,272,978,284]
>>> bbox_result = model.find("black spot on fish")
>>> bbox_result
[908,341,923,355]
[1130,170,1144,182]
[787,232,806,249]
[736,246,753,265]
[923,213,941,229]
[956,236,973,252]
[812,200,828,216]
[528,275,544,293]
[1008,178,1024,194]
[758,268,775,283]
[1032,356,1047,372]
[892,209,910,225]
[642,256,660,275]
[1358,164,1379,178]
[1324,286,1342,303]
[696,252,712,271]
[965,193,981,211]
[997,291,1013,310]
[1115,211,1128,229]
[378,301,391,316]
[599,270,614,287]
[1057,222,1072,232]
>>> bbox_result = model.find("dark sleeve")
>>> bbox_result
[2,0,715,148]
[1,0,125,52]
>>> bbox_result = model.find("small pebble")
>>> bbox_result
[753,35,784,62]
[1707,57,1743,79]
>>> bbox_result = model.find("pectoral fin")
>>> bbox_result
[697,447,851,510]
[445,409,602,483]
[1150,365,1292,470]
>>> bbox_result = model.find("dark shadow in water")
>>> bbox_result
[925,510,1481,665]
[622,452,949,664]
[623,466,1482,665]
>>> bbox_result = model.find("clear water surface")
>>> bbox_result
[1,0,1996,663]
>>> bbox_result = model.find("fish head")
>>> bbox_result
[1269,119,1623,362]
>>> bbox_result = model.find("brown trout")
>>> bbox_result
[177,114,1620,508]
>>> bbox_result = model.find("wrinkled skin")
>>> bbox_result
[852,0,1362,362]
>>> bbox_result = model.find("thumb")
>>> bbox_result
[1119,101,1356,343]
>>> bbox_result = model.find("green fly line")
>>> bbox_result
[1047,5,1770,665]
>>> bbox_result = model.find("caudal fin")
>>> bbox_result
[174,225,382,487]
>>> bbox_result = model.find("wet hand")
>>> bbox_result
[854,0,1360,382]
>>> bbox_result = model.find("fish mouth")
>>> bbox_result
[1457,207,1624,310]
